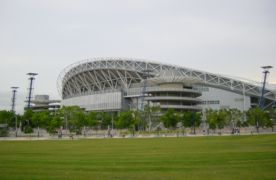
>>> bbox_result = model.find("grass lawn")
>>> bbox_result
[0,135,276,180]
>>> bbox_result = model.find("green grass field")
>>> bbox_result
[0,135,276,180]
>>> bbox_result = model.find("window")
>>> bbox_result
[200,100,220,105]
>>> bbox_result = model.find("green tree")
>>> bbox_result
[217,109,228,133]
[0,110,14,136]
[0,110,15,127]
[58,106,73,131]
[181,111,201,134]
[69,107,86,134]
[116,111,135,130]
[227,109,241,127]
[267,108,276,131]
[22,109,34,133]
[247,107,272,133]
[32,111,51,137]
[132,110,142,131]
[205,109,229,134]
[205,109,217,133]
[87,111,99,128]
[160,109,178,129]
[98,112,111,129]
[59,106,86,134]
[144,104,161,131]
[47,116,62,134]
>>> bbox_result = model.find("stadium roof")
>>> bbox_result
[58,57,276,101]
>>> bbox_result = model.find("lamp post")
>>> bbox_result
[259,66,273,110]
[11,87,19,137]
[11,87,19,112]
[26,73,38,109]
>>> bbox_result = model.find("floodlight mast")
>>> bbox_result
[11,87,19,113]
[11,87,19,137]
[259,66,273,109]
[26,73,38,109]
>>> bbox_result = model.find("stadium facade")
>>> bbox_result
[58,57,276,112]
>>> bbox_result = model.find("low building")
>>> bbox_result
[29,95,60,112]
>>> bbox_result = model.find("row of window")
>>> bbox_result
[201,100,220,105]
[194,87,210,92]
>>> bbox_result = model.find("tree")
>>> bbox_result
[143,104,160,131]
[217,109,228,133]
[181,111,201,134]
[0,110,14,136]
[59,106,86,134]
[132,110,142,131]
[267,108,276,131]
[227,109,241,128]
[160,109,178,129]
[47,116,62,134]
[116,111,137,135]
[0,110,14,127]
[58,106,74,132]
[32,111,51,137]
[69,107,86,134]
[116,111,135,131]
[247,107,271,133]
[98,112,111,129]
[22,109,34,133]
[205,109,229,134]
[86,111,99,129]
[205,109,217,133]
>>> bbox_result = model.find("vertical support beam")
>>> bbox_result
[140,70,152,110]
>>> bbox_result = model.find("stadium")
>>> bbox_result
[58,57,276,112]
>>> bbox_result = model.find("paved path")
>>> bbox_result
[1,131,276,141]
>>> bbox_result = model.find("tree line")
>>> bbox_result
[0,105,275,136]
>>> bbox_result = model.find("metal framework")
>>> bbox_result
[57,57,276,102]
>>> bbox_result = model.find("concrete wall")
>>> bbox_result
[200,86,251,111]
[62,91,122,111]
[62,86,252,112]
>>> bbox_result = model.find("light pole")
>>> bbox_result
[26,73,38,109]
[11,87,19,137]
[259,66,273,110]
[11,87,19,112]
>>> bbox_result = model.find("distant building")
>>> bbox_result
[29,95,60,112]
[58,57,276,112]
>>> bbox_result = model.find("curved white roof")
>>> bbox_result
[58,57,276,101]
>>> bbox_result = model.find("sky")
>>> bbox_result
[0,0,276,114]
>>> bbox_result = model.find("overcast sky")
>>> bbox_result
[0,0,276,114]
